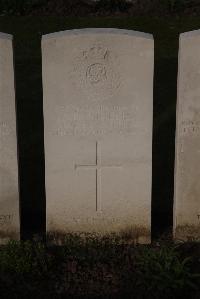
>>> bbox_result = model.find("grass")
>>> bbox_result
[0,237,199,298]
[0,0,200,16]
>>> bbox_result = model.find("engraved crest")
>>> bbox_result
[86,63,107,84]
[71,44,121,100]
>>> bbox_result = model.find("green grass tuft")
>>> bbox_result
[0,238,199,298]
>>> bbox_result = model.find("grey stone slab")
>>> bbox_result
[0,33,20,243]
[43,28,153,40]
[42,28,154,244]
[174,30,200,241]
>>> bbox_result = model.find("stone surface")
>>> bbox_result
[42,28,154,243]
[0,33,20,243]
[174,30,200,241]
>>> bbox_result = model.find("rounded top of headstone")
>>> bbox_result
[180,29,200,40]
[0,32,12,40]
[42,28,153,41]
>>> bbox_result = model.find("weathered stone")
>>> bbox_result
[0,33,19,243]
[42,28,154,244]
[174,30,200,241]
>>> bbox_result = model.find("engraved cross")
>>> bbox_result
[75,141,122,212]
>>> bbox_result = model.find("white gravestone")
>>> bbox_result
[0,33,20,243]
[42,28,154,243]
[174,30,200,241]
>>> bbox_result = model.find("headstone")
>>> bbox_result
[42,28,154,244]
[0,33,20,243]
[174,30,200,241]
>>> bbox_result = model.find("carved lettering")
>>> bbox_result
[53,105,135,136]
[0,214,13,225]
[66,217,121,224]
[181,120,200,135]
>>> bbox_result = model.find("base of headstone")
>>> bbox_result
[0,232,19,245]
[174,225,200,242]
[47,227,151,246]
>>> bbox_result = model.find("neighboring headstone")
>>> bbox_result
[42,28,154,244]
[174,30,200,241]
[0,33,20,243]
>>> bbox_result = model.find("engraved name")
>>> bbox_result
[54,105,135,136]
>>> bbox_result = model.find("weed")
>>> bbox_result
[0,239,199,298]
[120,245,200,298]
[0,0,199,16]
[0,0,48,15]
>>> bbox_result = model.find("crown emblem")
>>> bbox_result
[83,45,108,61]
